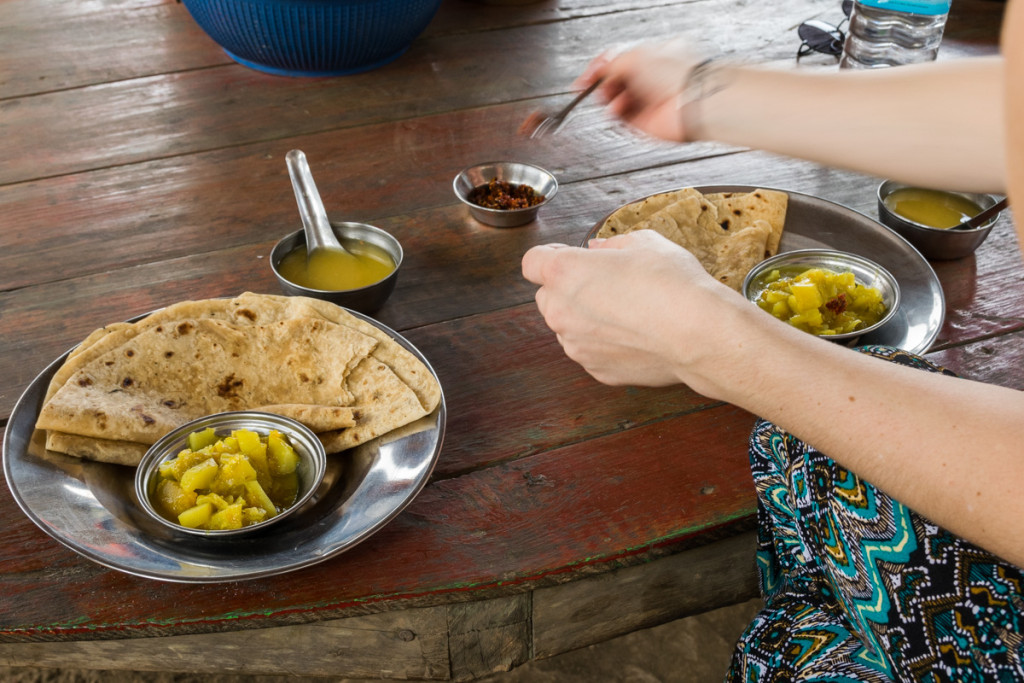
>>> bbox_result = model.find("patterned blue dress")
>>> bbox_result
[727,346,1024,682]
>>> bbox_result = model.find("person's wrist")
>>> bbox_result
[679,58,734,142]
[657,282,756,399]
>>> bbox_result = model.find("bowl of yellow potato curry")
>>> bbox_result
[742,249,900,344]
[135,411,327,537]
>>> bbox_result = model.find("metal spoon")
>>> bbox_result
[952,196,1009,231]
[285,149,349,257]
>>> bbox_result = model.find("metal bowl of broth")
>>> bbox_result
[270,221,403,314]
[877,180,1001,260]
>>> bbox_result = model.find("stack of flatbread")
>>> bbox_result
[596,187,789,291]
[34,292,441,465]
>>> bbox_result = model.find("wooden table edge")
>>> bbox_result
[0,531,759,680]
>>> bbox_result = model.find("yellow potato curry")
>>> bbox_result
[152,427,301,530]
[755,267,887,336]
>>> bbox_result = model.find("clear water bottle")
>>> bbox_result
[839,0,952,69]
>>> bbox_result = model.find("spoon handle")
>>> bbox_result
[956,196,1009,230]
[286,149,342,252]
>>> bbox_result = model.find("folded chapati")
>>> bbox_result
[596,188,788,291]
[317,356,431,454]
[44,432,149,466]
[36,293,442,464]
[37,316,371,443]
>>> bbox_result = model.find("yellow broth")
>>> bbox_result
[754,266,887,336]
[883,187,983,230]
[278,241,395,291]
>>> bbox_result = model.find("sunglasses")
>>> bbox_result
[797,0,853,60]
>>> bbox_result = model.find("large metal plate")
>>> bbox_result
[3,310,445,583]
[586,185,944,353]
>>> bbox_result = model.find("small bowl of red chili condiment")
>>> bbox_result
[454,161,558,227]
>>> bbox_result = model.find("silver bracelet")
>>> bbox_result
[680,58,730,141]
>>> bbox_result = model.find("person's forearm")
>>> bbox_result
[694,58,1006,194]
[696,307,1024,567]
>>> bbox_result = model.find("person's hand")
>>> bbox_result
[521,230,754,392]
[576,39,704,142]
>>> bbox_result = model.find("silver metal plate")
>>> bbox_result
[3,310,446,583]
[587,185,944,354]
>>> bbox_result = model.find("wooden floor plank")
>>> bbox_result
[448,594,531,680]
[0,537,755,678]
[0,605,453,678]
[532,531,758,658]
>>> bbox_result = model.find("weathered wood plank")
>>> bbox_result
[0,0,697,99]
[0,605,452,679]
[944,0,1010,55]
[1,0,1001,101]
[0,0,878,186]
[0,536,757,678]
[0,1,226,99]
[0,105,714,292]
[929,327,1024,389]
[412,305,723,475]
[0,0,174,22]
[929,223,1024,354]
[447,594,531,680]
[532,531,758,658]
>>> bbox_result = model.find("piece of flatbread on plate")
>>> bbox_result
[37,316,373,443]
[36,293,442,465]
[596,187,788,291]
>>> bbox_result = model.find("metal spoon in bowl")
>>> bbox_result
[952,197,1009,231]
[285,149,350,257]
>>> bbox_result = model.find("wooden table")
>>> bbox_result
[0,0,1012,679]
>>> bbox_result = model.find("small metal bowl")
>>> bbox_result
[742,249,901,345]
[270,221,403,314]
[877,180,1000,260]
[135,411,327,538]
[453,161,558,227]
